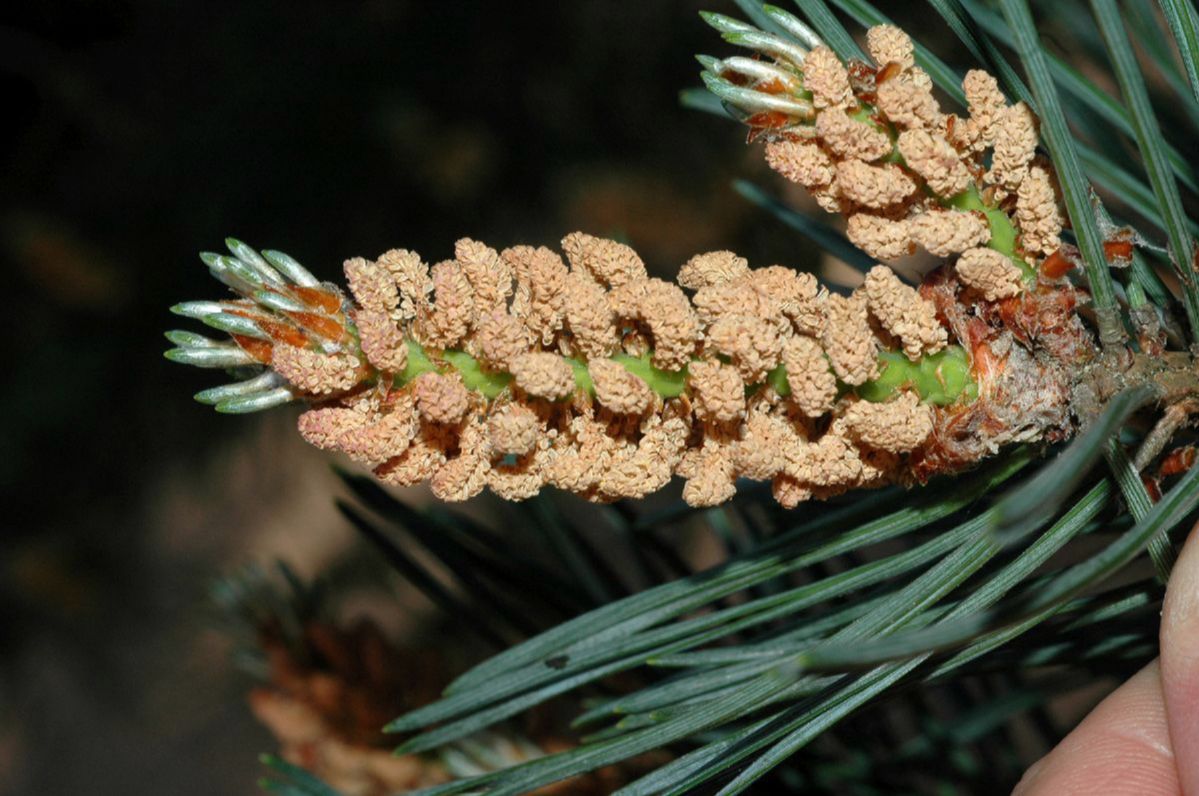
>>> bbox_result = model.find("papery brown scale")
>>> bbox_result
[846,60,878,100]
[292,286,343,314]
[720,69,751,87]
[990,284,1090,363]
[1161,445,1197,477]
[226,308,312,348]
[233,335,275,363]
[746,112,794,135]
[1040,249,1071,280]
[1143,476,1163,502]
[876,61,902,84]
[261,320,312,349]
[1103,239,1133,264]
[287,311,346,341]
[968,320,1004,377]
[757,78,788,95]
[908,405,993,482]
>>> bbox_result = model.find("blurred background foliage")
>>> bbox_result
[0,1,1137,793]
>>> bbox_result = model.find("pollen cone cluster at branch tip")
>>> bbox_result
[701,17,1065,290]
[165,234,982,508]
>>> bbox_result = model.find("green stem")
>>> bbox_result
[394,343,690,401]
[856,347,978,406]
[396,339,438,382]
[390,339,978,409]
[442,349,513,398]
[945,185,1035,281]
[395,340,513,399]
[609,353,689,398]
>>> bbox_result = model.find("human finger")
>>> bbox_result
[1161,525,1199,794]
[1012,660,1179,796]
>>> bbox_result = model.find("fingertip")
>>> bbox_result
[1161,524,1199,793]
[1015,662,1178,795]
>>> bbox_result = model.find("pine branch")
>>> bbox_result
[161,3,1199,793]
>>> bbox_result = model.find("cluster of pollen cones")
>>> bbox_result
[167,23,1097,508]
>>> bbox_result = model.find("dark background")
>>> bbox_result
[0,2,953,793]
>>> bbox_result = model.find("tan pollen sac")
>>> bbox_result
[429,415,491,502]
[590,358,654,415]
[732,406,790,481]
[606,278,647,320]
[847,214,915,261]
[561,231,647,289]
[836,160,917,209]
[598,423,679,500]
[297,406,369,450]
[909,66,935,94]
[487,402,541,456]
[639,279,700,370]
[541,413,607,493]
[681,446,737,507]
[688,359,746,422]
[505,245,569,345]
[706,314,784,383]
[856,442,902,487]
[563,273,618,359]
[1015,166,1062,256]
[272,345,361,396]
[412,371,471,425]
[843,391,933,453]
[794,429,864,488]
[910,210,991,257]
[595,444,641,500]
[374,426,449,487]
[803,45,853,108]
[776,430,810,483]
[764,139,836,190]
[772,474,813,508]
[781,334,837,418]
[416,260,475,349]
[876,75,943,131]
[510,351,577,399]
[823,414,899,491]
[863,265,947,360]
[472,309,530,371]
[488,441,550,501]
[815,109,894,161]
[896,129,972,197]
[749,267,824,335]
[678,250,750,290]
[674,440,703,482]
[952,69,1007,153]
[956,247,1025,301]
[692,279,773,329]
[811,175,849,215]
[376,248,431,322]
[635,409,690,475]
[455,238,512,309]
[987,102,1038,192]
[343,257,399,314]
[821,292,880,386]
[866,24,916,71]
[336,398,420,466]
[618,420,687,499]
[354,308,408,372]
